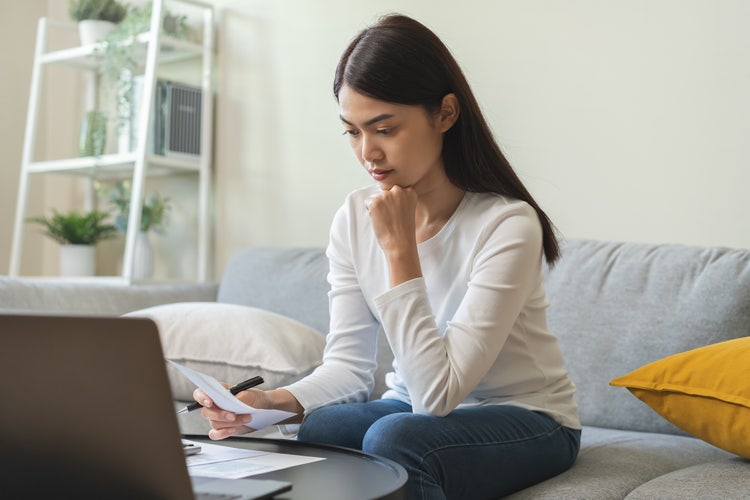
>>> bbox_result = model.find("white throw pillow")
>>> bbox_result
[125,302,325,401]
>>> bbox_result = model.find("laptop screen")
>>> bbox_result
[0,314,195,498]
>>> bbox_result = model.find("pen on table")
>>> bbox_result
[176,375,264,415]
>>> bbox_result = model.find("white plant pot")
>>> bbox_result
[132,231,154,280]
[59,244,96,277]
[77,20,116,46]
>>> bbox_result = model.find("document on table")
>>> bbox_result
[184,439,325,479]
[168,360,295,430]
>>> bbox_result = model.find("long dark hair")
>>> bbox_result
[333,14,560,265]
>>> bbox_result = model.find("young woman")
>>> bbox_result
[195,14,581,499]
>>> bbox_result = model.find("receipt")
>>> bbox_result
[168,360,296,429]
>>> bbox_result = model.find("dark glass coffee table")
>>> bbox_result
[183,435,407,499]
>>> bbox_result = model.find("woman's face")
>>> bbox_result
[338,85,447,191]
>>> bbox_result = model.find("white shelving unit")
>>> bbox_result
[9,0,214,283]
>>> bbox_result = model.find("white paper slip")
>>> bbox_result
[168,360,296,430]
[185,439,325,479]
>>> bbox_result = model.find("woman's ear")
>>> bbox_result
[438,93,460,132]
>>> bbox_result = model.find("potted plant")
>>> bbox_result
[108,180,170,234]
[79,106,108,157]
[107,180,171,278]
[28,209,117,276]
[69,0,128,45]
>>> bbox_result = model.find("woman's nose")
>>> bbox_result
[361,135,382,163]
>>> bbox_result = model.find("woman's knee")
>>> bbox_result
[362,412,426,458]
[299,401,410,449]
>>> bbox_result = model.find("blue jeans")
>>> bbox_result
[297,399,580,499]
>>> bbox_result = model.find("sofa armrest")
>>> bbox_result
[0,277,219,316]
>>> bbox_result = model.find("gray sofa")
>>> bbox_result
[2,238,749,499]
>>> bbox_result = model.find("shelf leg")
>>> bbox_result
[10,18,48,276]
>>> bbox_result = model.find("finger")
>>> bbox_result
[209,413,252,430]
[202,406,239,422]
[365,194,379,212]
[208,422,255,440]
[193,388,213,408]
[208,427,238,440]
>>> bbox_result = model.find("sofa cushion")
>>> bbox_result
[624,457,750,499]
[611,336,750,458]
[544,239,750,434]
[216,247,331,334]
[126,302,326,400]
[505,426,733,500]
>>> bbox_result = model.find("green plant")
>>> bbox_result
[79,109,107,157]
[28,209,118,245]
[69,0,127,23]
[107,180,171,233]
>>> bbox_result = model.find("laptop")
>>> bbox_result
[0,313,292,500]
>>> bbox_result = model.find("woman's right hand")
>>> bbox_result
[193,386,304,440]
[193,386,265,440]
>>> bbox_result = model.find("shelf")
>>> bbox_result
[27,153,201,178]
[39,32,204,71]
[10,0,215,283]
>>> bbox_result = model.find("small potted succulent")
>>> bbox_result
[108,180,171,234]
[28,209,117,276]
[69,0,128,45]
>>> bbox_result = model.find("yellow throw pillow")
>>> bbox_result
[610,336,750,459]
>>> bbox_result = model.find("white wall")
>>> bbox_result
[3,0,749,279]
[211,0,750,274]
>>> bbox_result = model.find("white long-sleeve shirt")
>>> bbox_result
[284,185,581,429]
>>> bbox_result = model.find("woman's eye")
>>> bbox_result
[376,128,392,135]
[342,129,359,137]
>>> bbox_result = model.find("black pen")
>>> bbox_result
[176,375,264,415]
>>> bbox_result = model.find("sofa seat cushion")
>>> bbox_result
[624,457,750,499]
[505,426,733,499]
[126,302,326,400]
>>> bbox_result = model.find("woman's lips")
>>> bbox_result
[370,169,393,181]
